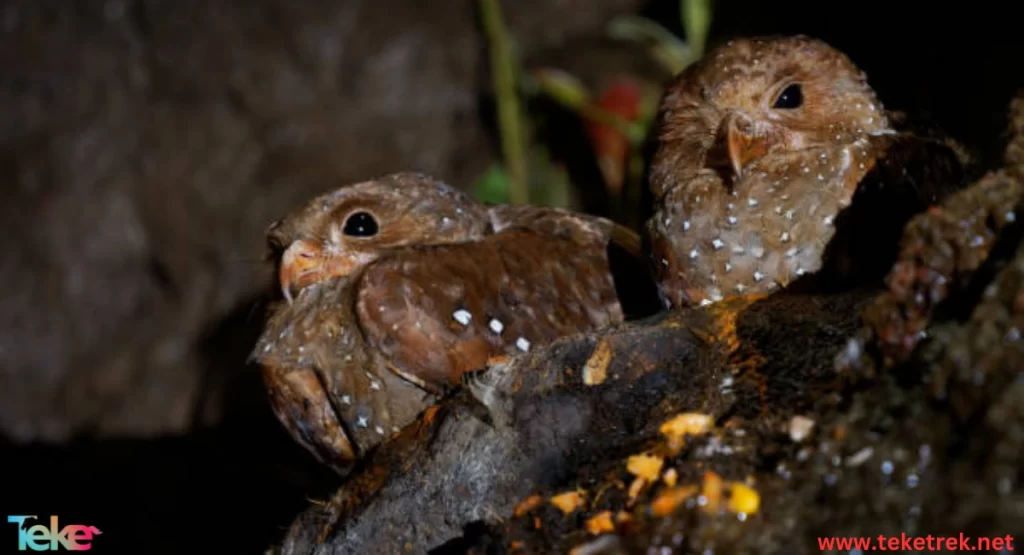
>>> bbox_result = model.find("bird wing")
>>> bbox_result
[486,203,645,260]
[353,225,628,391]
[486,204,662,318]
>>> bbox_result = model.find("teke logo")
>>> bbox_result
[6,516,102,551]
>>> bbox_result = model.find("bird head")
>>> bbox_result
[652,35,892,195]
[267,172,489,302]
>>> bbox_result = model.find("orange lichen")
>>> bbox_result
[626,477,647,506]
[584,511,615,535]
[727,482,761,515]
[551,490,587,514]
[663,467,678,487]
[583,338,614,385]
[626,453,664,481]
[651,485,700,517]
[660,412,714,452]
[703,295,766,355]
[700,471,725,512]
[514,494,543,517]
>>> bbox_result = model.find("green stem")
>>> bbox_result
[682,0,712,59]
[479,0,529,205]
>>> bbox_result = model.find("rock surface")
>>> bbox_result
[0,0,645,443]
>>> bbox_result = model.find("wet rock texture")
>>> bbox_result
[0,0,645,442]
[276,94,1024,553]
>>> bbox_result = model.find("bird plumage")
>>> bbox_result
[646,35,967,308]
[252,172,653,472]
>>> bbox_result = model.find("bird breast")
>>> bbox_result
[651,140,876,307]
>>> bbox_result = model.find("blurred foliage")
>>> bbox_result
[478,0,529,205]
[473,0,713,225]
[607,16,692,76]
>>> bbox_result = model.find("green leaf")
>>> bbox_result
[471,163,512,204]
[682,0,712,59]
[528,68,592,111]
[608,15,691,75]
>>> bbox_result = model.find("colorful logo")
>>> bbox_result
[7,516,101,551]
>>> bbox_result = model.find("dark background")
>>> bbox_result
[1,0,1018,553]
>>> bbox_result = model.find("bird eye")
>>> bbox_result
[342,211,379,237]
[772,83,803,109]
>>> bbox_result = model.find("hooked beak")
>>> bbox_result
[706,111,769,180]
[278,239,371,303]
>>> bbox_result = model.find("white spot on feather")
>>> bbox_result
[453,309,472,326]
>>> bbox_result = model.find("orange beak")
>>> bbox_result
[278,239,370,302]
[707,111,769,180]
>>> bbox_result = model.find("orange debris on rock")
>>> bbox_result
[514,494,543,517]
[583,338,614,385]
[703,295,766,354]
[651,484,700,517]
[727,482,761,515]
[626,477,646,506]
[584,511,616,535]
[626,453,664,481]
[700,471,725,512]
[551,489,587,515]
[660,412,715,453]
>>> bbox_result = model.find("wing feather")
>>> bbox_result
[355,226,624,389]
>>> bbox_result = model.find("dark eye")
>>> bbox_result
[773,84,803,109]
[342,211,379,237]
